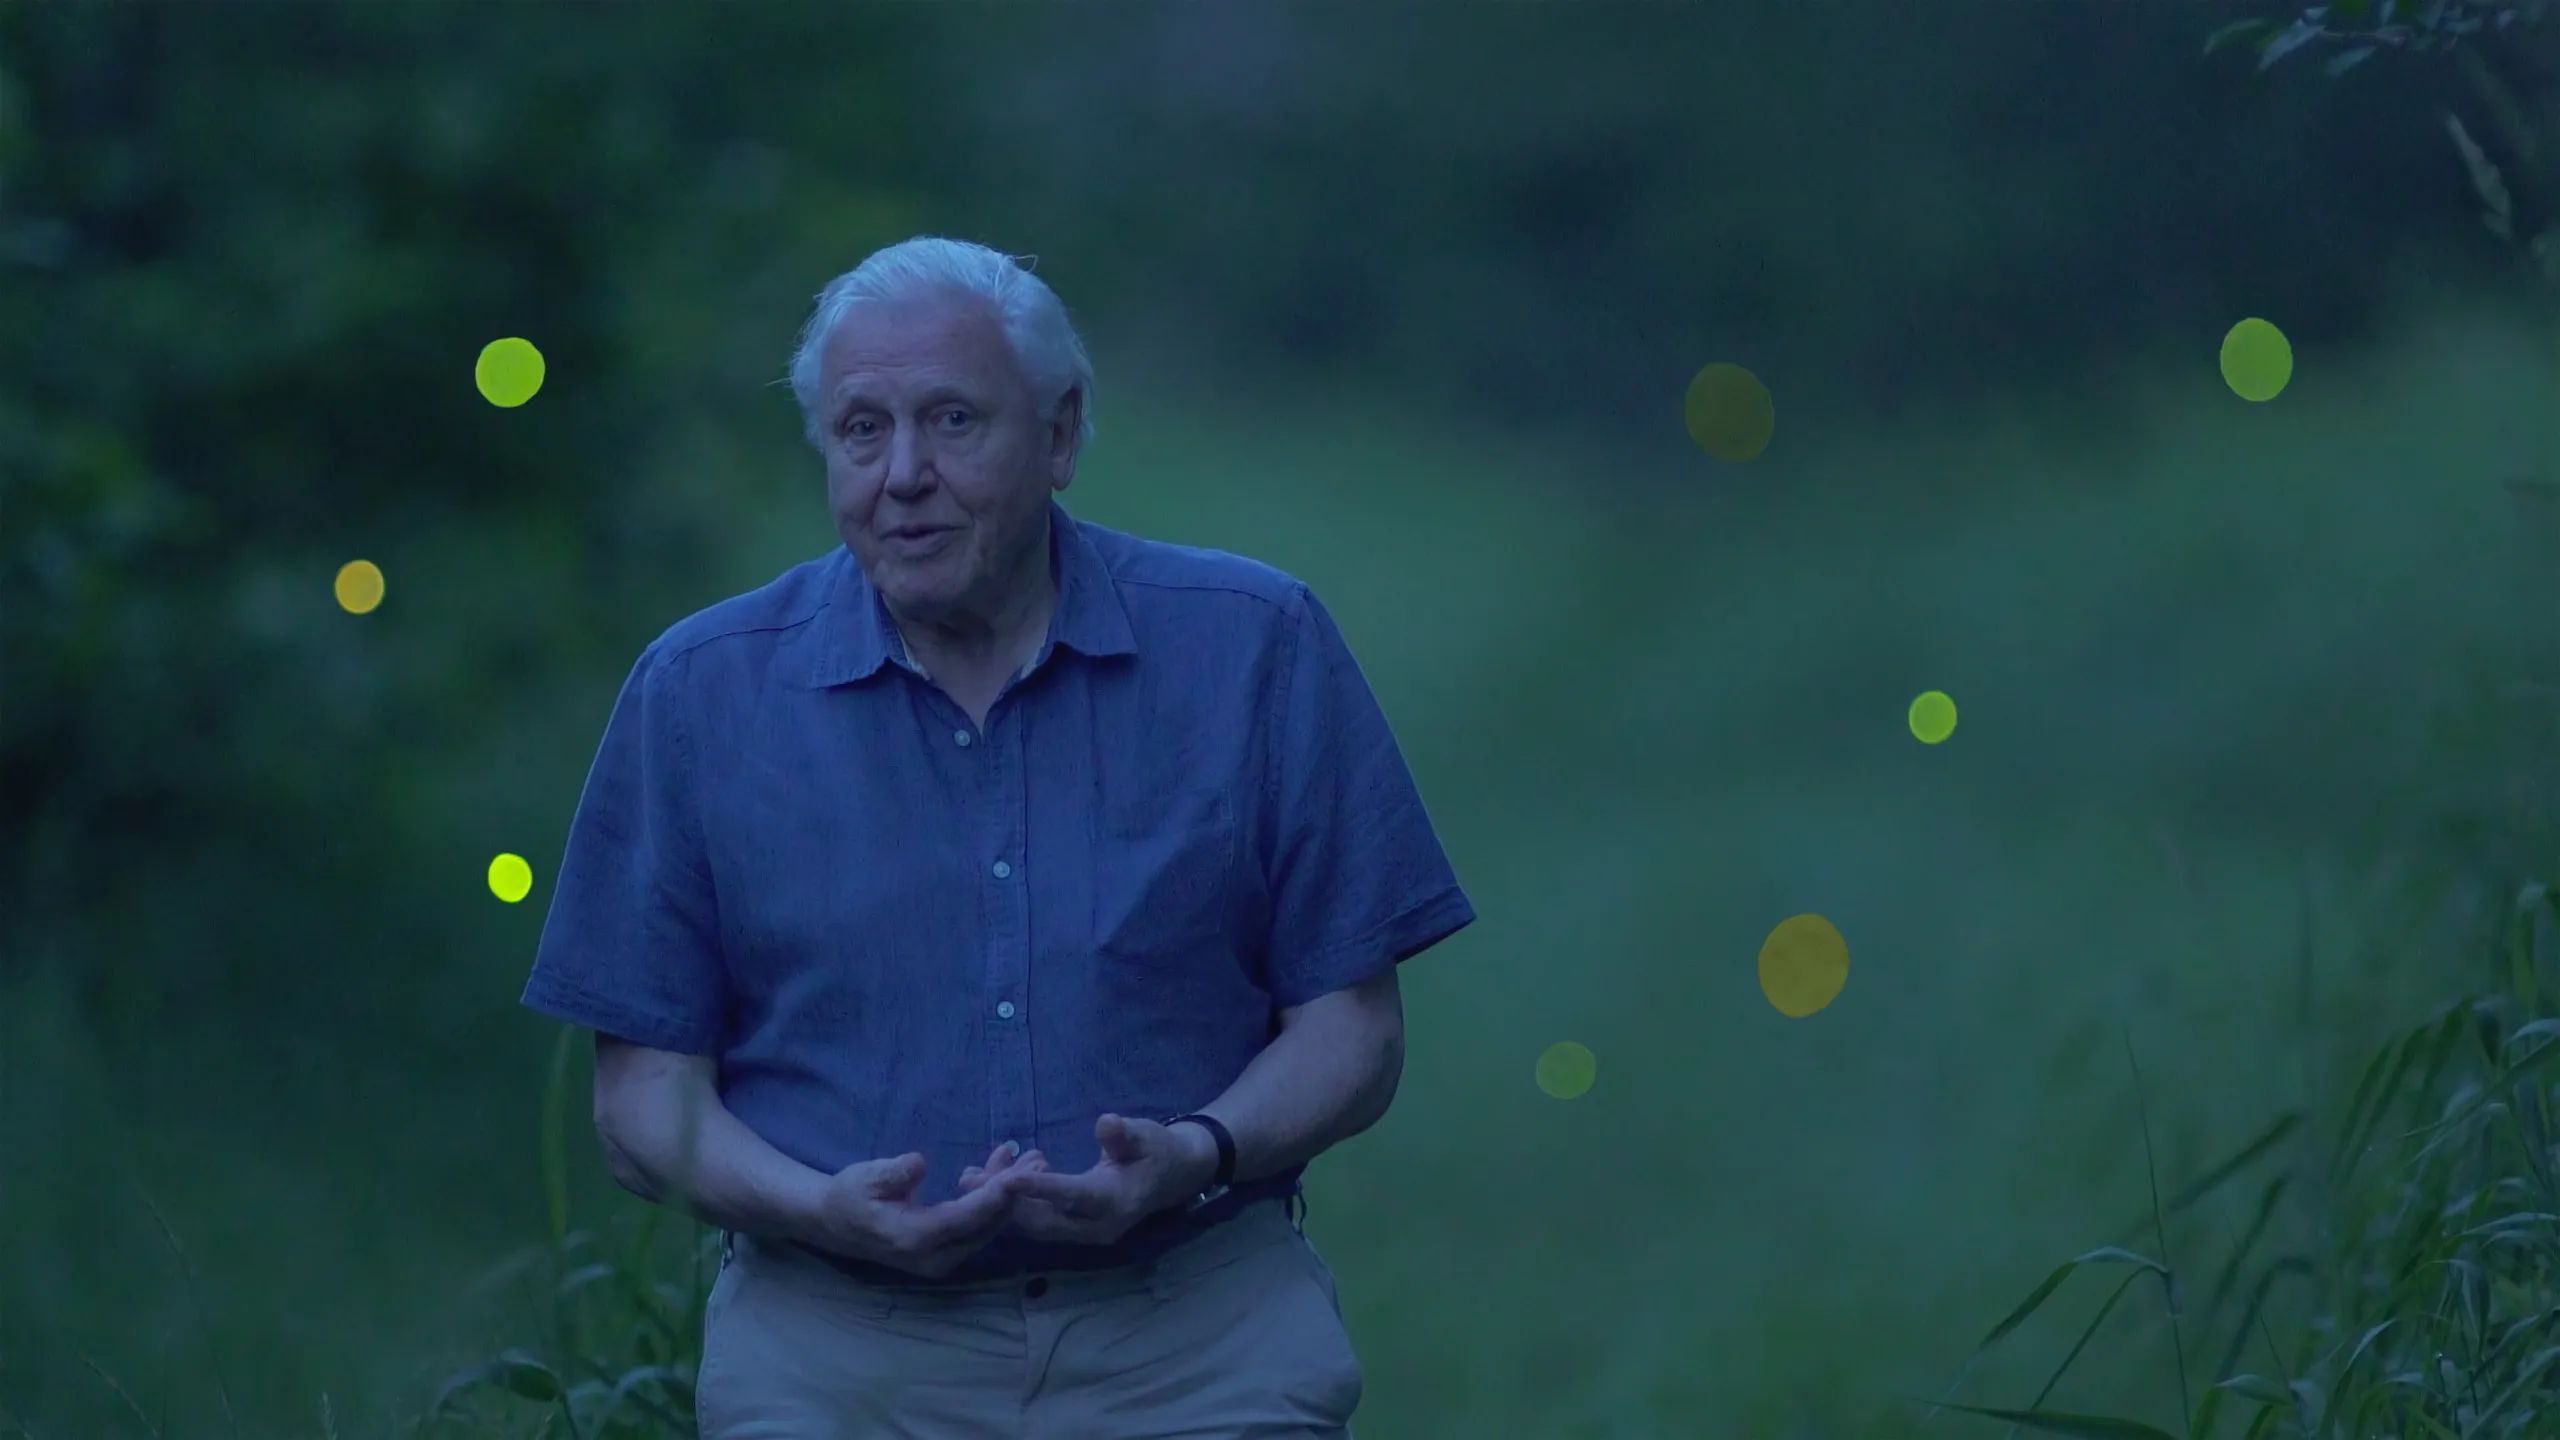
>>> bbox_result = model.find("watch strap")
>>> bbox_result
[1164,1112,1237,1192]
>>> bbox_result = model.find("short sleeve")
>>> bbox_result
[520,641,727,1053]
[1261,586,1476,1008]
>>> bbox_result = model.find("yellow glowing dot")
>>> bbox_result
[475,337,547,408]
[1682,362,1776,463]
[334,560,386,615]
[1759,913,1850,1018]
[1535,1041,1596,1099]
[488,853,535,904]
[2219,318,2292,402]
[1908,689,1958,744]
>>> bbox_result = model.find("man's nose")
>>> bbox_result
[882,425,935,497]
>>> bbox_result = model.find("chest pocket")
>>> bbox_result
[1089,786,1239,966]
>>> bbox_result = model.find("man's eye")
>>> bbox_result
[939,409,970,428]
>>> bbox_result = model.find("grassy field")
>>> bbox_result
[4,299,2556,1438]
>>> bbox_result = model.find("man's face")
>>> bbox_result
[816,291,1077,622]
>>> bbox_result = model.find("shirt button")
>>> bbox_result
[953,729,972,747]
[991,860,1012,879]
[996,1001,1017,1019]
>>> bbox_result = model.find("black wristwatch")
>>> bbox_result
[1164,1112,1236,1210]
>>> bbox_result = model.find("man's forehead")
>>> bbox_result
[822,298,1014,403]
[827,366,991,409]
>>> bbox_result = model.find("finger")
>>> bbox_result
[845,1153,929,1201]
[1094,1113,1148,1164]
[904,1169,1030,1249]
[1013,1170,1106,1219]
[958,1166,985,1192]
[983,1139,1022,1172]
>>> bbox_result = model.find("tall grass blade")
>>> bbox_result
[2160,1114,2303,1221]
[2110,1113,2301,1246]
[2331,1019,2421,1178]
[1973,1248,2169,1355]
[2123,1030,2194,1432]
[542,1024,575,1252]
[2407,1033,2560,1143]
[75,1353,160,1440]
[136,1187,241,1440]
[1927,1401,2178,1438]
[2204,1175,2291,1317]
[2017,1270,2151,1421]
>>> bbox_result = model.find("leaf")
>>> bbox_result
[2414,1031,2560,1144]
[2026,1270,2152,1416]
[596,1365,691,1427]
[2322,1318,2396,1422]
[2113,1110,2301,1245]
[2160,1112,2301,1218]
[2445,113,2514,229]
[2260,19,2329,67]
[2214,1373,2297,1406]
[2206,17,2277,52]
[2327,45,2380,73]
[553,1261,616,1299]
[1975,1247,2169,1353]
[2205,1173,2293,1316]
[1928,1401,2180,1438]
[492,1350,565,1403]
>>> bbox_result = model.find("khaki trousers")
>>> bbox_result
[695,1199,1363,1439]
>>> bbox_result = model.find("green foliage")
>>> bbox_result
[2207,0,2551,75]
[0,4,926,1033]
[414,1207,717,1440]
[1937,883,2560,1437]
[2208,0,2560,284]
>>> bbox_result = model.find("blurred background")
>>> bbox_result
[4,2,2558,1436]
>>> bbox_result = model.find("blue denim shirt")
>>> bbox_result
[520,504,1475,1281]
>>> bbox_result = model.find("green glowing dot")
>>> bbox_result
[488,852,535,904]
[2219,318,2292,403]
[1759,913,1850,1018]
[1908,689,1958,744]
[1682,362,1776,463]
[1535,1041,1596,1099]
[334,559,385,615]
[475,337,547,408]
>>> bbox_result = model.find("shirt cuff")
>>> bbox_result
[519,969,719,1055]
[1268,884,1477,1008]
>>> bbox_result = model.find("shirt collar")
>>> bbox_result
[804,501,1135,690]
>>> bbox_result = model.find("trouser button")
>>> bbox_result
[1024,1276,1049,1299]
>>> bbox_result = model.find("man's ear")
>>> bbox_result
[1047,388,1082,492]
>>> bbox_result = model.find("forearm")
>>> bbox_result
[1190,998,1404,1187]
[597,1079,831,1243]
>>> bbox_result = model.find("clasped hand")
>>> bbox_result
[801,1114,1212,1278]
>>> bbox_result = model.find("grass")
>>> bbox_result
[1924,876,2560,1439]
[33,874,2560,1440]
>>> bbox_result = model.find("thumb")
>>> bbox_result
[1095,1113,1148,1163]
[842,1152,927,1199]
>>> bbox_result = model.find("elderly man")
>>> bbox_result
[519,235,1474,1440]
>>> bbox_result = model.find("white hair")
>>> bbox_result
[786,236,1097,452]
